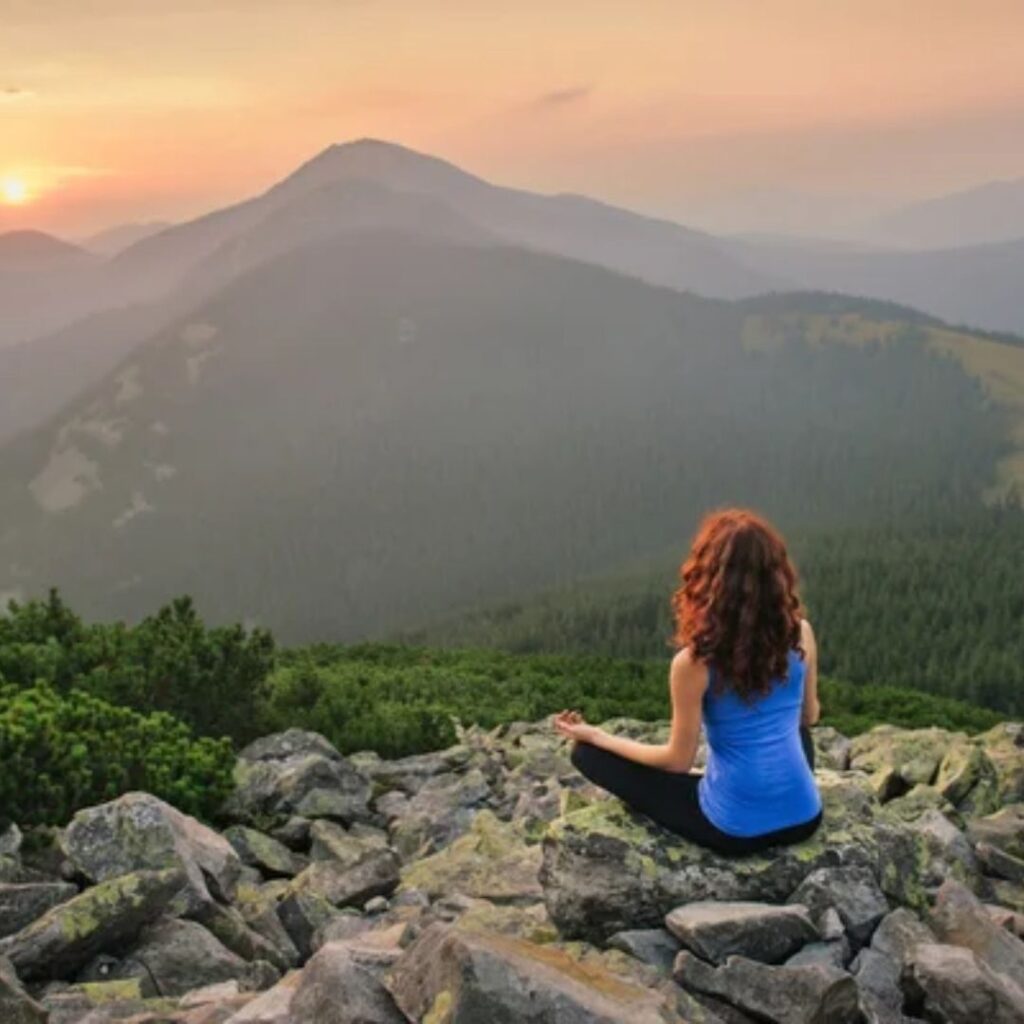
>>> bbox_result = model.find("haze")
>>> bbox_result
[4,0,1024,238]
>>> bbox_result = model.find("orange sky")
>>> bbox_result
[3,0,1024,236]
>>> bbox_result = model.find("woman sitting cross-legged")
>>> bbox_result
[554,507,823,856]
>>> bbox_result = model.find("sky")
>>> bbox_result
[2,0,1024,237]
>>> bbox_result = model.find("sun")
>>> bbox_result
[1,177,29,204]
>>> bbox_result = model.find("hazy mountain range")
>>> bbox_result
[1,140,1023,638]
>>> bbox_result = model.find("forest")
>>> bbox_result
[0,590,1005,826]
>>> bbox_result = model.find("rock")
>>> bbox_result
[0,824,22,859]
[363,745,471,794]
[928,878,1024,989]
[430,895,558,946]
[968,804,1024,860]
[901,942,1024,1024]
[390,921,691,1023]
[223,827,306,879]
[275,888,341,962]
[61,792,241,912]
[386,769,492,860]
[309,820,387,868]
[987,904,1024,939]
[0,867,184,980]
[978,724,1024,805]
[607,928,681,974]
[0,881,78,938]
[363,895,388,915]
[850,726,953,797]
[811,727,852,770]
[665,901,818,965]
[398,809,543,904]
[0,955,46,1023]
[977,841,1024,883]
[672,951,860,1024]
[885,785,959,824]
[910,809,979,886]
[935,737,997,811]
[785,939,849,970]
[288,941,408,1022]
[192,900,297,972]
[851,947,903,1024]
[222,971,302,1023]
[225,729,372,829]
[541,771,928,942]
[286,848,400,910]
[870,908,936,962]
[128,917,271,998]
[788,865,888,948]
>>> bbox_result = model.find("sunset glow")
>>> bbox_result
[1,178,29,205]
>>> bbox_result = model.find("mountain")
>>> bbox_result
[866,177,1024,249]
[727,234,1024,335]
[81,220,173,256]
[0,230,93,271]
[0,230,1013,639]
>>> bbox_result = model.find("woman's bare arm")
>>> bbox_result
[801,618,821,726]
[554,649,707,772]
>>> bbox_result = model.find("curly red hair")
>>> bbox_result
[671,508,804,700]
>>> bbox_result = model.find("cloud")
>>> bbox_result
[1,87,35,102]
[529,85,592,111]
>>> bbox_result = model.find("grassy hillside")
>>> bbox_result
[0,233,1011,641]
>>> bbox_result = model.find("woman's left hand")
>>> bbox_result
[553,709,597,744]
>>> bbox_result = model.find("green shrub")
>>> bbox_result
[0,681,235,826]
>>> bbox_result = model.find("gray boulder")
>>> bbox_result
[665,901,818,965]
[289,941,409,1023]
[607,928,681,973]
[128,916,274,997]
[386,769,492,860]
[286,849,400,910]
[225,729,371,829]
[673,951,860,1024]
[309,820,388,868]
[224,825,307,878]
[928,878,1024,990]
[0,881,78,938]
[390,921,692,1023]
[0,824,22,859]
[788,865,889,947]
[0,956,46,1024]
[61,792,241,912]
[901,942,1024,1024]
[786,940,849,970]
[0,867,184,980]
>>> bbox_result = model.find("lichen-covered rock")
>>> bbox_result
[665,902,818,965]
[0,880,78,938]
[968,803,1024,860]
[309,819,388,868]
[0,867,184,981]
[286,849,400,910]
[606,929,682,974]
[0,955,46,1023]
[978,724,1024,805]
[0,824,22,859]
[901,942,1024,1024]
[361,745,471,794]
[399,809,543,904]
[850,726,952,797]
[812,727,852,771]
[224,826,307,878]
[192,899,297,972]
[224,729,372,830]
[62,792,241,912]
[672,951,860,1024]
[540,771,928,942]
[884,784,959,824]
[389,921,692,1023]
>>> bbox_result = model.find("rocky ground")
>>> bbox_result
[2,718,1024,1022]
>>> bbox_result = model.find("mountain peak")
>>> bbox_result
[270,137,486,201]
[0,229,92,271]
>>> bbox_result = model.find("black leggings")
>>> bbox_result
[569,726,822,856]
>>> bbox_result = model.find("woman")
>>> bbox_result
[554,508,823,855]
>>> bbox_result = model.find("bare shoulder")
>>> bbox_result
[670,646,709,693]
[800,618,817,650]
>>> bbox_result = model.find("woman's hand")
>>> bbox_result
[553,709,598,745]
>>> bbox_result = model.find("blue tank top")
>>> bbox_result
[697,649,822,837]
